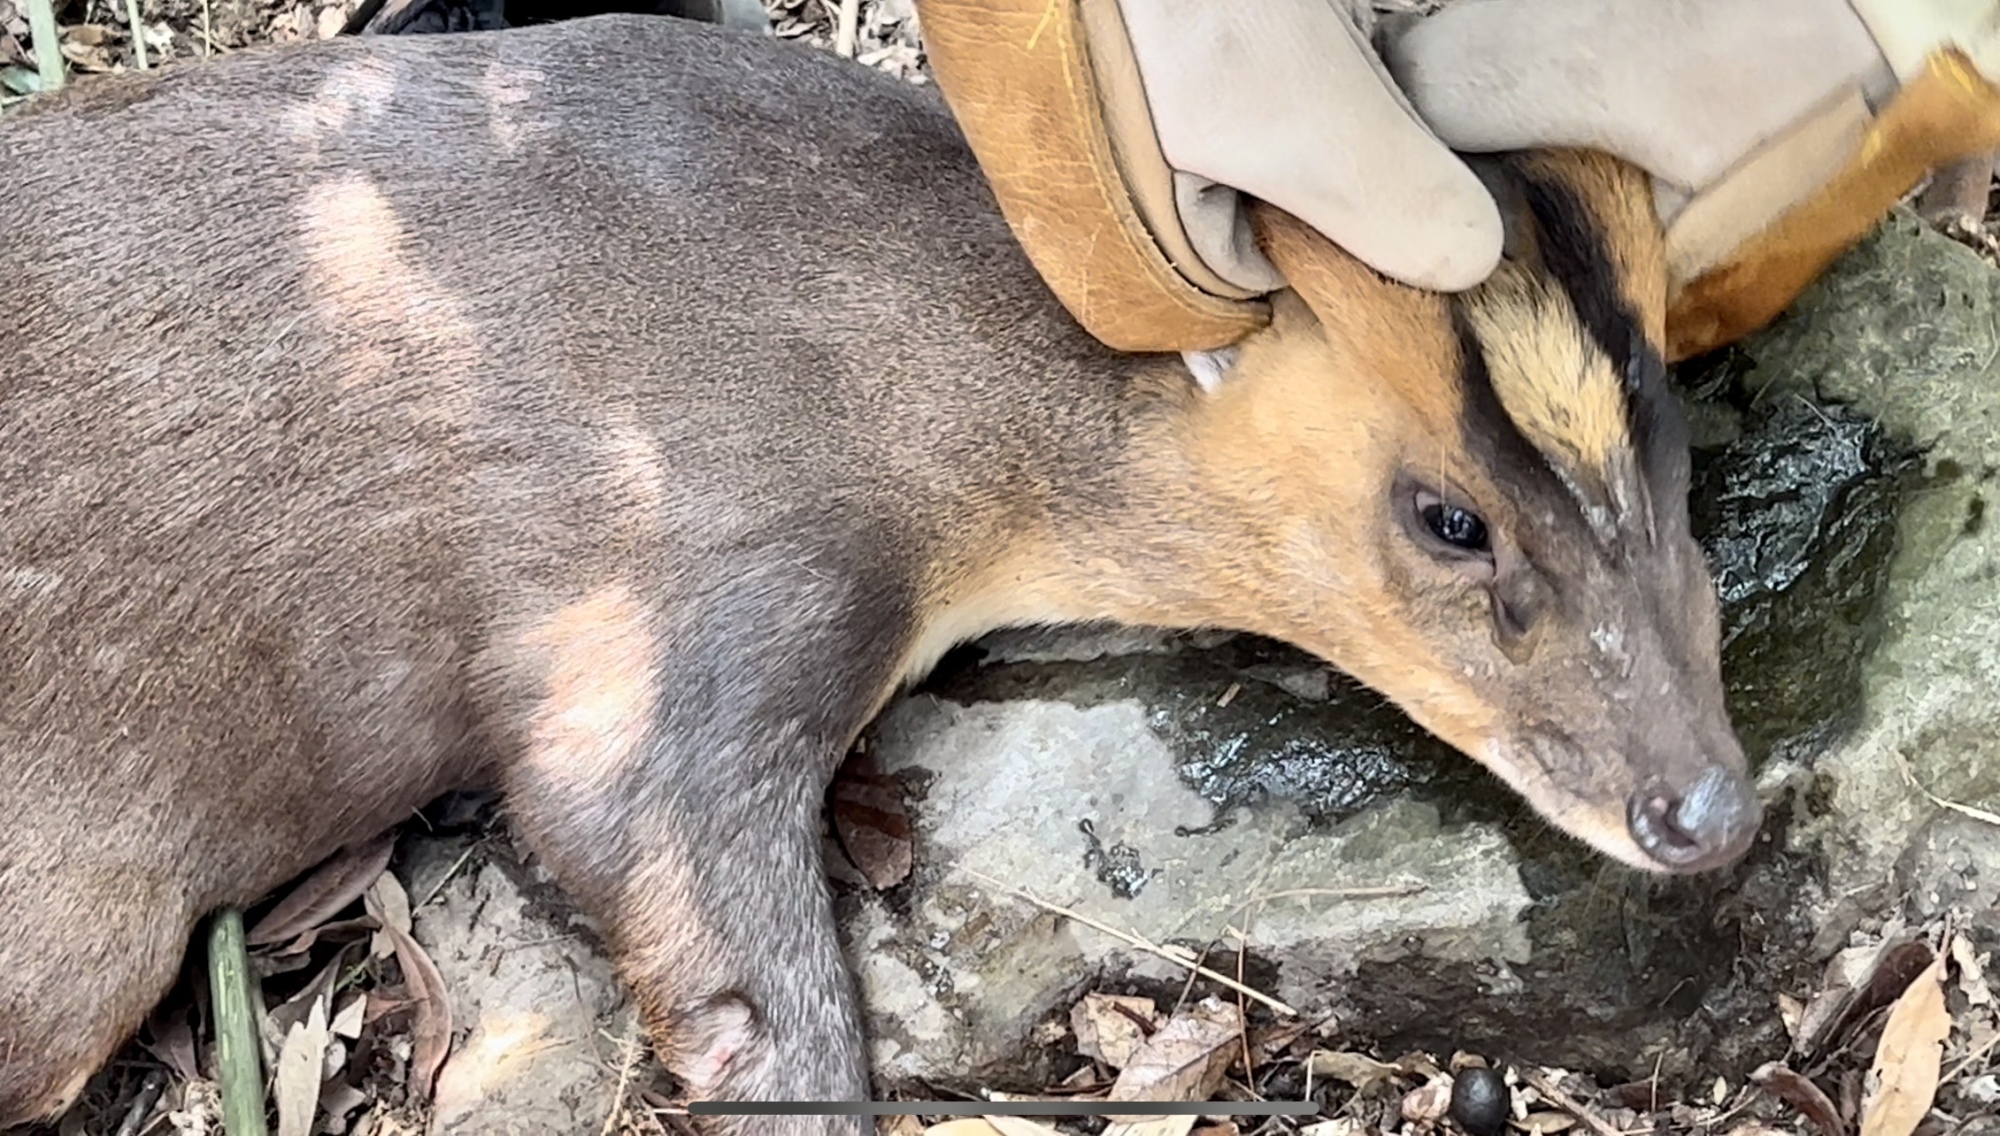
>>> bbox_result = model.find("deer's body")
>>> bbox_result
[1,16,1757,1134]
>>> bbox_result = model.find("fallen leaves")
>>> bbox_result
[249,833,397,948]
[831,747,914,890]
[363,870,453,1100]
[1106,998,1241,1110]
[1751,1062,1843,1136]
[1859,957,1950,1136]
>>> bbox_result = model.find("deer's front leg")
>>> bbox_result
[500,588,874,1136]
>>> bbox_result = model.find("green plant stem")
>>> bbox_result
[208,909,269,1136]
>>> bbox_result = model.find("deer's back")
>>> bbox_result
[0,16,1128,902]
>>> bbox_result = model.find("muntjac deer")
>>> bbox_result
[6,11,1965,1134]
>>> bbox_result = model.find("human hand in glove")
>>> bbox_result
[1387,0,2000,358]
[918,0,2000,356]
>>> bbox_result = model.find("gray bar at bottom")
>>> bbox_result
[687,1100,1318,1117]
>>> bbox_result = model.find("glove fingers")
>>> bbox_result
[1117,0,1502,292]
[1384,0,1893,193]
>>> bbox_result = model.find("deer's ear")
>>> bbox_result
[1250,202,1453,348]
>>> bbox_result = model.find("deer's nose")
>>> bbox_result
[1627,766,1761,872]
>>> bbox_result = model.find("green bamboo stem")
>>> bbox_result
[122,0,147,69]
[24,0,62,91]
[207,909,270,1136]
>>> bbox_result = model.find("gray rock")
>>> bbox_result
[1732,213,2000,896]
[846,695,1530,1086]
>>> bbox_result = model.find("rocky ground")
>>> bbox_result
[9,2,2000,1136]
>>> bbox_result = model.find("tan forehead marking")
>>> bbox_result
[1465,265,1632,508]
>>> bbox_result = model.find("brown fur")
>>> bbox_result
[1,16,1752,1133]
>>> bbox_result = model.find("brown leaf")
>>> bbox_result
[376,918,452,1099]
[1101,1119,1196,1136]
[1860,957,1950,1136]
[143,1003,202,1084]
[274,998,331,1136]
[314,1081,369,1135]
[831,751,913,890]
[1308,1050,1402,1093]
[268,944,357,1041]
[1108,997,1240,1110]
[363,871,413,959]
[919,1123,1060,1136]
[275,915,381,959]
[248,833,396,946]
[1804,936,1935,1060]
[1073,994,1158,1070]
[1951,934,1992,1007]
[1752,1062,1844,1136]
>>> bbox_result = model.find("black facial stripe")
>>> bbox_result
[1509,163,1691,498]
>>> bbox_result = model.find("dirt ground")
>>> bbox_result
[8,2,2000,1135]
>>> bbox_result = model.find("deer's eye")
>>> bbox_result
[1421,501,1490,553]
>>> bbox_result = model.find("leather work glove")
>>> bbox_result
[1385,0,2000,360]
[918,0,2000,359]
[917,0,1499,351]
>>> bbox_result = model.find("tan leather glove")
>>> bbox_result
[1385,0,2000,359]
[917,0,1504,351]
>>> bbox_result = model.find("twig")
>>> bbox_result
[200,0,212,56]
[414,840,483,909]
[122,0,147,69]
[962,869,1298,1016]
[1233,883,1428,914]
[209,909,271,1136]
[598,1026,644,1136]
[24,0,63,92]
[1523,1070,1643,1136]
[113,1069,169,1136]
[833,0,858,56]
[1894,748,2000,827]
[1233,925,1254,1083]
[1943,1025,2000,1086]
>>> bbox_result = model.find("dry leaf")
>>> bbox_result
[1800,929,1932,1059]
[315,1082,370,1135]
[143,1003,202,1084]
[830,751,913,890]
[1300,1121,1368,1136]
[269,945,357,1042]
[1108,997,1240,1112]
[1401,1077,1450,1123]
[364,872,414,959]
[249,834,395,947]
[376,918,452,1099]
[330,992,367,1040]
[920,1123,1059,1136]
[1520,1114,1578,1134]
[1074,994,1158,1069]
[986,1121,1067,1136]
[1781,993,1808,1045]
[1752,1061,1844,1136]
[1952,934,1992,1007]
[1859,957,1950,1136]
[1310,1050,1403,1093]
[275,998,331,1136]
[1102,1118,1197,1136]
